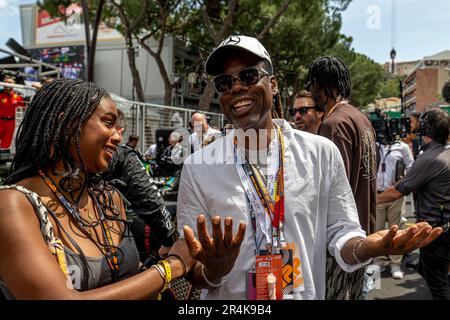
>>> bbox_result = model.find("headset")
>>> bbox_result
[418,113,432,137]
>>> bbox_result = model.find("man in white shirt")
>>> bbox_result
[177,35,443,300]
[375,139,414,279]
[189,112,221,152]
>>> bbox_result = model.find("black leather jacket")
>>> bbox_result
[102,145,176,247]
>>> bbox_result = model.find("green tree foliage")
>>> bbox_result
[346,53,386,108]
[39,0,394,112]
[326,36,393,109]
[380,77,401,99]
[177,0,351,111]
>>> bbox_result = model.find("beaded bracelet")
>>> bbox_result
[200,264,227,288]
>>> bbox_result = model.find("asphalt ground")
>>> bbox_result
[367,195,436,300]
[366,249,433,300]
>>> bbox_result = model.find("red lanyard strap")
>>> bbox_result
[234,126,286,250]
[246,126,285,228]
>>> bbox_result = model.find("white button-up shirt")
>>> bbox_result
[376,141,414,192]
[177,119,368,300]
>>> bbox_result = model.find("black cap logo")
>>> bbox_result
[222,36,241,46]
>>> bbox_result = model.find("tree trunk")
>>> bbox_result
[125,36,145,102]
[198,79,216,111]
[163,84,172,106]
[154,52,173,106]
[87,0,105,82]
[80,0,91,81]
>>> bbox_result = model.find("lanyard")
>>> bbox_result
[379,145,392,173]
[381,145,392,162]
[234,126,286,252]
[38,170,120,281]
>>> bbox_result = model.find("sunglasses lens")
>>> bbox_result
[214,67,263,93]
[290,107,309,116]
[239,68,260,86]
[213,75,232,93]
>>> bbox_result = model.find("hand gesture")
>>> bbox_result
[158,245,171,258]
[365,222,443,256]
[183,214,246,281]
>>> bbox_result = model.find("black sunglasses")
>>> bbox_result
[288,106,316,117]
[213,66,269,93]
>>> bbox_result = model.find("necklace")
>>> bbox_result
[80,205,96,223]
[39,169,120,281]
[325,100,348,118]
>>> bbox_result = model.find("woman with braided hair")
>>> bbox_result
[0,79,245,299]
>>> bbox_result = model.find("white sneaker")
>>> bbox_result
[391,265,404,279]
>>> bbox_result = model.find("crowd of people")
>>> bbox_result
[0,35,449,301]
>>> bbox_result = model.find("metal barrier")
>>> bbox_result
[1,82,224,154]
[112,99,224,152]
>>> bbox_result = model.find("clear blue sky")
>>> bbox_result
[1,0,450,64]
[341,0,450,63]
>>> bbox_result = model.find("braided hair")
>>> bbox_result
[259,59,283,119]
[305,56,352,101]
[6,79,108,185]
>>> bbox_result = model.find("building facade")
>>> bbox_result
[402,50,450,114]
[383,60,419,77]
[18,3,220,112]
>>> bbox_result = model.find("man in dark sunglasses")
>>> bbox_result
[174,35,442,301]
[289,90,324,134]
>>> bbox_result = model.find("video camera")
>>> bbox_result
[370,109,410,145]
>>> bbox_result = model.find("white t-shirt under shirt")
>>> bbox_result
[177,119,369,300]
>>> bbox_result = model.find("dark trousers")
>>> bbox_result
[418,231,450,300]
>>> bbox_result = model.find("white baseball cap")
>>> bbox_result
[205,35,272,76]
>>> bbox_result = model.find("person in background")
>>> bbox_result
[374,137,414,279]
[126,134,139,150]
[377,108,450,300]
[0,75,24,149]
[102,110,177,263]
[189,112,221,152]
[305,56,377,300]
[158,131,184,177]
[410,112,425,160]
[289,90,324,134]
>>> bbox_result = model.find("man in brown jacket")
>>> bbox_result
[305,56,377,299]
